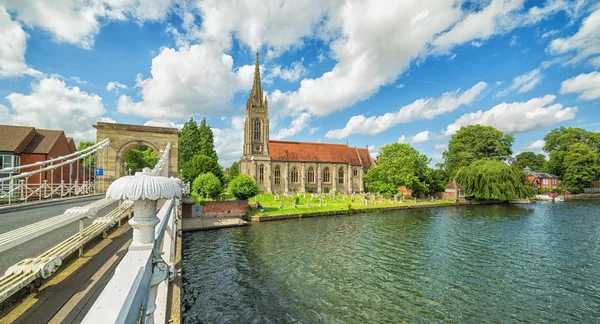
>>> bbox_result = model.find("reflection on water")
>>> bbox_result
[182,201,600,323]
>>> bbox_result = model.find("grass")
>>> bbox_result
[247,193,455,217]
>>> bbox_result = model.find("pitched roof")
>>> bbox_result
[23,129,64,154]
[445,181,465,190]
[66,137,77,153]
[0,125,36,152]
[268,140,375,167]
[523,167,560,179]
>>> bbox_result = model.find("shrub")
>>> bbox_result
[192,172,222,200]
[229,174,260,200]
[538,188,552,194]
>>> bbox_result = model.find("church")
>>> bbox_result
[239,54,376,194]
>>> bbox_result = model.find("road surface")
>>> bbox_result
[0,196,118,274]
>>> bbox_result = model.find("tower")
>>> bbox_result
[243,52,269,156]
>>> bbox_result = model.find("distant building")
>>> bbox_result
[444,181,465,200]
[239,54,376,194]
[523,166,560,192]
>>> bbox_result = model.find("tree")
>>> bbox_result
[430,167,449,192]
[229,161,239,180]
[182,154,224,183]
[179,117,202,169]
[228,174,259,200]
[77,141,96,167]
[364,143,432,196]
[513,151,547,172]
[455,159,533,200]
[543,127,600,177]
[125,146,156,173]
[198,117,219,162]
[192,172,222,199]
[444,125,514,177]
[562,143,600,191]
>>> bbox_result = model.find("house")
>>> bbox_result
[444,181,465,200]
[523,167,560,193]
[397,186,414,196]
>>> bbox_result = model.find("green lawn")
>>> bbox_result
[247,193,455,217]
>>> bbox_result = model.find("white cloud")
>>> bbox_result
[100,117,116,123]
[548,7,600,67]
[272,113,312,140]
[560,71,600,100]
[324,82,487,139]
[269,61,307,82]
[398,135,407,144]
[0,6,40,78]
[541,29,559,38]
[106,81,128,92]
[0,77,107,142]
[410,130,431,143]
[435,143,448,151]
[143,120,183,129]
[396,83,405,89]
[117,44,253,120]
[526,139,545,150]
[212,115,245,167]
[368,144,378,158]
[510,35,518,47]
[496,68,543,97]
[443,95,577,136]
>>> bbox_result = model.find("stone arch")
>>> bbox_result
[94,122,179,191]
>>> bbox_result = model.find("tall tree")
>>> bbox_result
[444,125,514,177]
[514,151,547,172]
[229,161,239,179]
[178,117,202,169]
[77,141,96,167]
[198,117,219,162]
[125,146,156,173]
[456,159,533,200]
[543,127,600,177]
[562,143,600,191]
[182,154,224,183]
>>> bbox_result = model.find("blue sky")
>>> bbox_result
[0,0,599,167]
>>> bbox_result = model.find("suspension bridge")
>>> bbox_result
[0,122,185,323]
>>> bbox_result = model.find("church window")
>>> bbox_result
[259,164,264,182]
[291,168,299,183]
[338,167,344,184]
[307,167,315,183]
[323,168,330,183]
[274,166,281,185]
[254,119,261,141]
[353,168,358,177]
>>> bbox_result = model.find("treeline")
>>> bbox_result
[364,125,600,200]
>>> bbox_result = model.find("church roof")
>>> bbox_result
[268,140,376,167]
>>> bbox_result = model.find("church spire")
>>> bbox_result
[249,52,263,106]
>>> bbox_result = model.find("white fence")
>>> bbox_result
[583,188,600,193]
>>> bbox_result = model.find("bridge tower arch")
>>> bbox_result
[94,122,179,191]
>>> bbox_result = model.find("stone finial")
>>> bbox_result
[106,169,181,201]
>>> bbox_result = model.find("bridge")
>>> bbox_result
[0,123,185,323]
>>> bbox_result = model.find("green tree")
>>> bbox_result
[456,159,533,200]
[543,127,600,177]
[182,154,224,183]
[562,143,600,191]
[198,117,219,162]
[363,167,398,196]
[229,161,239,179]
[513,151,547,172]
[444,125,514,177]
[364,143,432,196]
[178,117,202,169]
[125,146,156,173]
[192,172,222,199]
[228,174,259,200]
[77,141,96,168]
[430,167,449,192]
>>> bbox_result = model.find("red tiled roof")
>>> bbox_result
[268,140,374,167]
[0,125,36,152]
[23,129,64,154]
[445,181,465,190]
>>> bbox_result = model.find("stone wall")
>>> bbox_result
[201,200,249,217]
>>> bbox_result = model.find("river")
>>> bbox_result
[182,201,600,323]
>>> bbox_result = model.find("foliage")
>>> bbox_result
[77,141,96,167]
[429,168,449,192]
[179,117,202,170]
[364,143,432,196]
[192,172,222,200]
[561,143,600,191]
[182,154,224,183]
[228,174,260,200]
[543,127,600,178]
[124,146,157,173]
[455,159,533,200]
[444,125,514,177]
[513,151,547,172]
[229,161,239,180]
[198,117,219,162]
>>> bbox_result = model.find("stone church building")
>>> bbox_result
[240,54,376,194]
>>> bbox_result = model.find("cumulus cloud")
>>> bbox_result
[496,68,543,97]
[106,81,128,92]
[443,95,577,136]
[0,7,40,78]
[272,113,312,140]
[143,120,183,129]
[435,143,448,151]
[212,115,245,167]
[325,82,487,139]
[410,130,431,143]
[268,61,307,82]
[526,139,545,150]
[560,71,600,100]
[0,77,108,142]
[548,7,600,67]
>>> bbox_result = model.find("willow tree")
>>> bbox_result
[455,159,533,200]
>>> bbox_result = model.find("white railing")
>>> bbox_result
[583,188,600,193]
[84,142,182,324]
[0,138,110,205]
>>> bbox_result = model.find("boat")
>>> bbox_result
[554,196,564,202]
[536,194,553,201]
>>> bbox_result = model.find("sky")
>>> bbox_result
[0,0,599,168]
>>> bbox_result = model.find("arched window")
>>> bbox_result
[323,168,330,183]
[254,119,261,141]
[338,167,344,184]
[353,168,358,177]
[291,168,299,183]
[274,166,281,185]
[259,164,264,182]
[307,167,315,183]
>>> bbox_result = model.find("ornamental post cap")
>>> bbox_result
[106,170,181,201]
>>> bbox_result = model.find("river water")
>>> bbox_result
[182,201,600,323]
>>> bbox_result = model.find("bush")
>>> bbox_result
[228,174,260,200]
[182,154,224,183]
[192,172,222,200]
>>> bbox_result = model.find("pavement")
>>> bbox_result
[0,196,115,274]
[181,216,248,232]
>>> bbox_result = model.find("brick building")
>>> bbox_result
[523,167,560,193]
[239,54,376,194]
